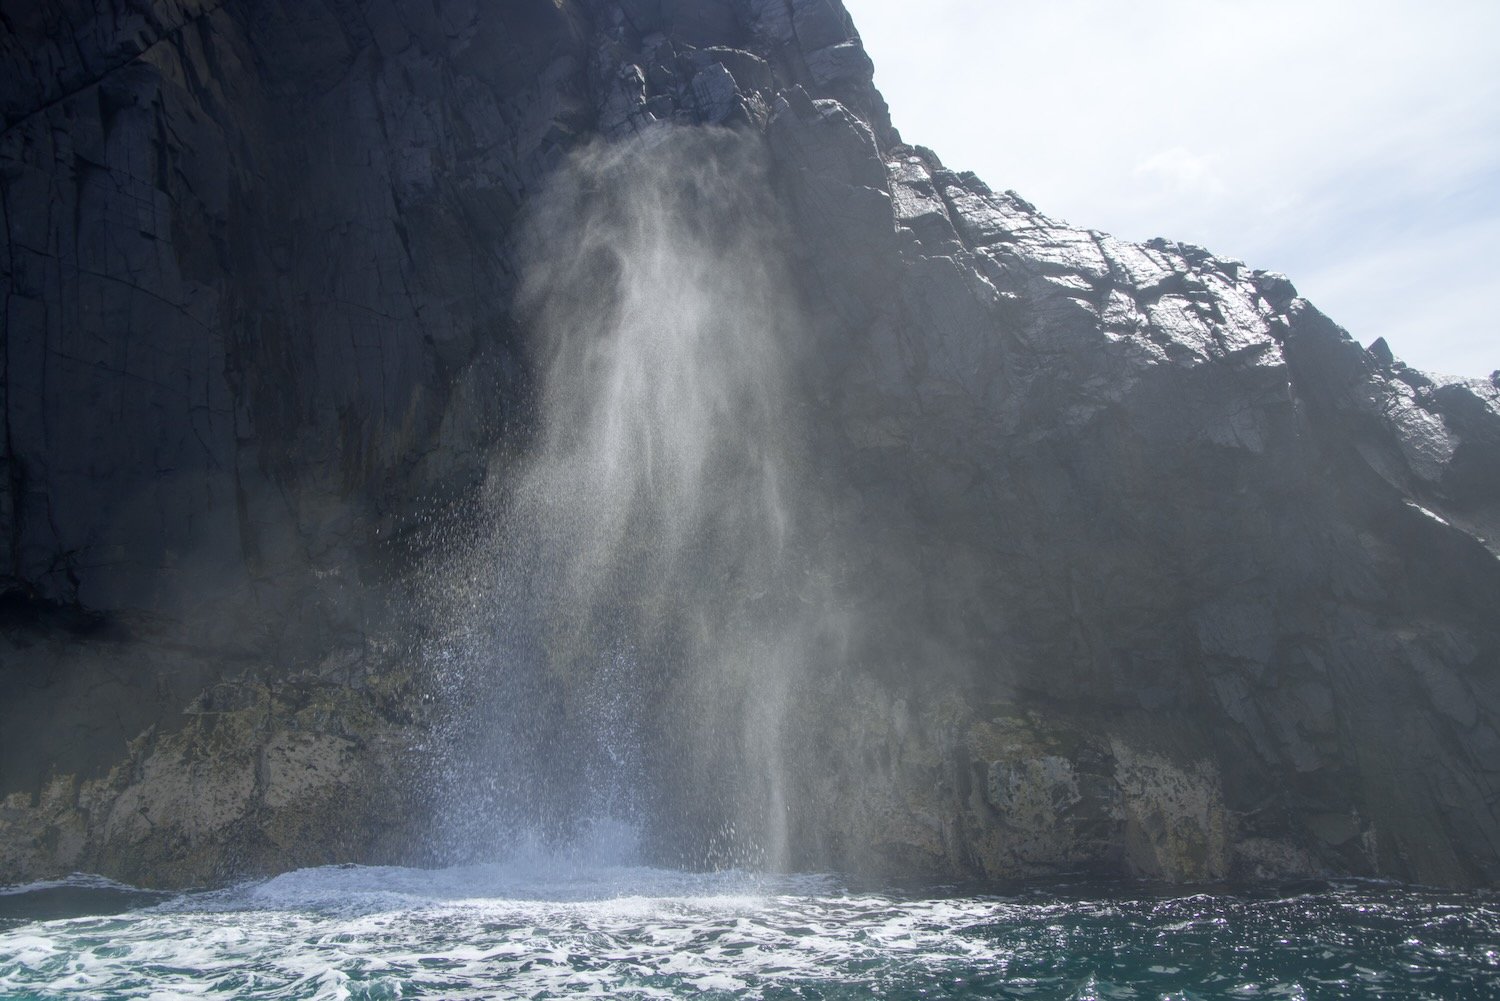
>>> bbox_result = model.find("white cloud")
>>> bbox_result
[1133,147,1225,195]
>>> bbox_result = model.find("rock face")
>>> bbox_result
[3,0,1498,888]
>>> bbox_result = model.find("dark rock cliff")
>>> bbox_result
[2,0,1497,888]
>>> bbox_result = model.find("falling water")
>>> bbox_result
[419,126,834,869]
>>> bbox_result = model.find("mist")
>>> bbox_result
[416,126,846,870]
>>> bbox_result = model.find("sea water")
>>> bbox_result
[2,864,1496,999]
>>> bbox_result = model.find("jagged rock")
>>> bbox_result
[2,0,1497,889]
[0,662,430,887]
[689,61,739,124]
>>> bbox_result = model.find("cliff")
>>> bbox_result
[2,0,1498,888]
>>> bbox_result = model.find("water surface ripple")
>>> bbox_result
[2,865,1496,999]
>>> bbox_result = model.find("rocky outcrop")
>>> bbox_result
[0,655,426,886]
[771,145,1500,885]
[3,0,1497,888]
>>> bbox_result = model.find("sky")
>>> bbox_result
[845,0,1500,378]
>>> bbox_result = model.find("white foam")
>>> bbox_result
[1,868,1493,999]
[4,865,981,996]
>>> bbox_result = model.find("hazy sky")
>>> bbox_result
[846,0,1500,378]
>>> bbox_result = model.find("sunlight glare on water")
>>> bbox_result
[2,865,1497,1000]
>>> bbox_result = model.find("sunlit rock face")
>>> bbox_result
[2,0,1498,889]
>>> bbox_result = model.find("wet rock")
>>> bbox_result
[0,662,431,888]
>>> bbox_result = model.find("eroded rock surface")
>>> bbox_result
[3,0,1497,888]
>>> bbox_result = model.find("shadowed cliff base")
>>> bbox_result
[1,0,1498,889]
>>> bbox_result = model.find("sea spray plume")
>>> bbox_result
[518,128,795,644]
[416,126,843,869]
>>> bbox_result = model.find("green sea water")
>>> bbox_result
[2,865,1496,999]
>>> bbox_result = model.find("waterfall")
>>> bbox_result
[421,126,832,869]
